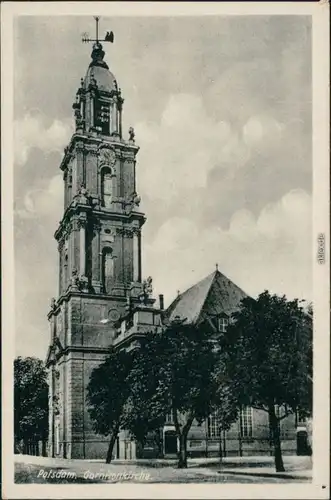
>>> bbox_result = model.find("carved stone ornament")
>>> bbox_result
[108,309,121,323]
[71,268,80,288]
[75,141,85,153]
[78,275,89,292]
[62,221,72,239]
[77,216,87,228]
[116,227,134,238]
[74,184,91,206]
[99,147,116,168]
[92,220,102,232]
[58,239,65,251]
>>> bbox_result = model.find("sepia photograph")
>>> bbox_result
[1,2,329,499]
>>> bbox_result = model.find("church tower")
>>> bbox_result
[46,26,148,459]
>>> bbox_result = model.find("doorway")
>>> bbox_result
[164,430,177,455]
[297,430,311,455]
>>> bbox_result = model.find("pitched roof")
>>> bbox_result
[166,269,248,325]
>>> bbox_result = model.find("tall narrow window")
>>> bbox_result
[95,100,111,135]
[240,406,253,438]
[218,316,229,333]
[165,410,174,424]
[55,420,60,455]
[101,168,113,208]
[102,248,114,293]
[208,411,220,438]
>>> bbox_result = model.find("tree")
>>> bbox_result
[128,320,221,468]
[224,291,312,472]
[214,384,239,464]
[14,356,49,455]
[123,400,165,458]
[86,347,134,463]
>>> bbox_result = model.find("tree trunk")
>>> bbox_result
[42,439,47,457]
[106,428,119,464]
[269,405,285,472]
[177,432,188,469]
[219,433,223,464]
[173,411,194,469]
[155,429,163,458]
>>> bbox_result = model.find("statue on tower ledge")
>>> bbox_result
[138,276,153,306]
[73,184,91,206]
[128,127,135,143]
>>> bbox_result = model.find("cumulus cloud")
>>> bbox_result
[136,93,285,204]
[144,189,312,307]
[15,174,63,225]
[14,113,73,165]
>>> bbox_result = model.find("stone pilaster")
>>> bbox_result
[91,221,102,293]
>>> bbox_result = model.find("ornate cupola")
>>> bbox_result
[72,39,123,138]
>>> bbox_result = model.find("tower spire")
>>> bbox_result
[95,16,100,43]
[82,16,114,46]
[82,16,115,67]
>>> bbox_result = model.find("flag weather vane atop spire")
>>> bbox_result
[82,16,114,44]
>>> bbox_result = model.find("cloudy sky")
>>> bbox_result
[14,15,312,359]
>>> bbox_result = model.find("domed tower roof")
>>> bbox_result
[83,42,118,93]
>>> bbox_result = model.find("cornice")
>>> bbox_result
[54,206,146,241]
[47,289,130,318]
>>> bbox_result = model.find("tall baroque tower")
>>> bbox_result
[46,39,147,459]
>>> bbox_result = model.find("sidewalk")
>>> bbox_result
[207,456,312,480]
[107,455,312,480]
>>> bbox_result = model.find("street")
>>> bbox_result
[15,455,312,484]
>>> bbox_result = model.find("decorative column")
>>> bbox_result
[112,101,117,134]
[67,167,72,206]
[85,146,98,196]
[58,240,64,295]
[118,90,123,139]
[91,221,102,294]
[78,217,86,277]
[75,141,85,190]
[65,222,74,283]
[90,93,95,129]
[133,229,140,282]
[48,365,55,457]
[78,216,89,292]
[108,103,113,136]
[63,171,68,209]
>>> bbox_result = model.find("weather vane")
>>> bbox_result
[82,16,114,44]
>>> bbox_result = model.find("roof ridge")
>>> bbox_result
[196,271,219,323]
[216,269,248,297]
[179,270,217,297]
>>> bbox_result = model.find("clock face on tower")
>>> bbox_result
[99,148,116,168]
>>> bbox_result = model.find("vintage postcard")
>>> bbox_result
[1,1,330,499]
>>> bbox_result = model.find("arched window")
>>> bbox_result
[101,168,113,208]
[102,247,114,293]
